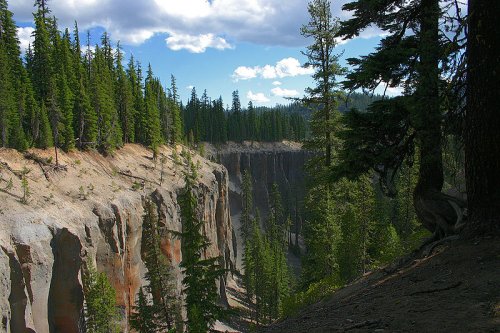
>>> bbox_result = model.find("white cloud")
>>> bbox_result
[247,91,270,103]
[232,57,313,81]
[120,30,155,46]
[272,81,282,86]
[232,66,259,81]
[275,57,314,77]
[262,64,277,79]
[271,87,299,97]
[166,33,232,53]
[11,0,310,49]
[186,85,194,90]
[10,0,389,52]
[17,27,35,53]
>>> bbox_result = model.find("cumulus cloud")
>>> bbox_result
[10,0,310,50]
[271,87,299,97]
[232,57,313,81]
[247,91,270,103]
[10,0,390,53]
[272,81,282,86]
[166,33,232,53]
[17,27,35,53]
[232,66,259,81]
[274,57,314,77]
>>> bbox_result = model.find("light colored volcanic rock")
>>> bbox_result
[0,144,234,333]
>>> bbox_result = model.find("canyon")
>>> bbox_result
[0,142,309,333]
[206,141,311,268]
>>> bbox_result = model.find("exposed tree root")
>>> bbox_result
[422,235,460,257]
[23,152,68,181]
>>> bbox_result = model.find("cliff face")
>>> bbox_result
[0,144,234,333]
[206,141,311,268]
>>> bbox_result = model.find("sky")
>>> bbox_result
[11,0,392,107]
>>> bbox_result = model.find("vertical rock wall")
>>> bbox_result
[0,144,234,333]
[206,142,312,268]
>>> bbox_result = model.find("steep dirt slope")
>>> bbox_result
[262,237,500,333]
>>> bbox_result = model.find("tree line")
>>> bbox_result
[183,89,308,144]
[0,0,308,157]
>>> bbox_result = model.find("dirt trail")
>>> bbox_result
[261,237,500,333]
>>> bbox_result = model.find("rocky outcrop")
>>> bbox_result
[206,141,312,268]
[0,144,234,333]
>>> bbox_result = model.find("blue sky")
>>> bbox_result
[12,0,392,107]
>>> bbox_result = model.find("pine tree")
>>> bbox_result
[72,23,97,148]
[169,75,183,144]
[245,213,271,325]
[130,287,156,333]
[464,0,500,235]
[301,183,339,287]
[31,3,53,103]
[242,236,256,307]
[247,101,258,141]
[8,88,28,150]
[91,43,122,152]
[185,87,200,143]
[0,37,14,147]
[54,30,76,151]
[267,183,284,247]
[82,262,119,333]
[177,161,226,332]
[334,0,464,239]
[0,0,23,77]
[240,170,253,243]
[243,182,291,324]
[269,235,291,319]
[228,90,243,142]
[141,199,179,332]
[127,58,146,144]
[334,177,375,282]
[115,42,136,143]
[301,0,345,168]
[73,74,97,148]
[36,102,54,148]
[19,77,38,146]
[0,0,28,150]
[212,96,226,143]
[143,64,162,154]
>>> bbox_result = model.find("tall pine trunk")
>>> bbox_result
[412,0,444,234]
[415,0,442,191]
[465,0,500,235]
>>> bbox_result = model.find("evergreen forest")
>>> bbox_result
[0,0,498,332]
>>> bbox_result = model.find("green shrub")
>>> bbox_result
[282,275,340,318]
